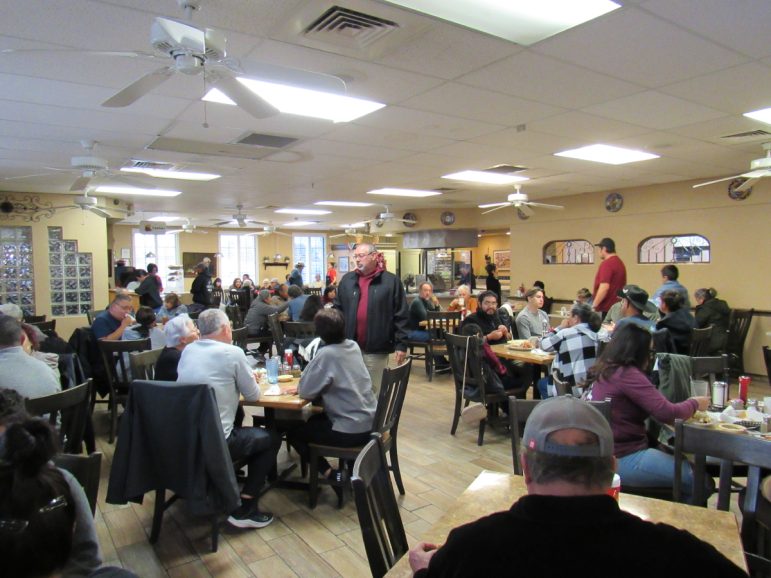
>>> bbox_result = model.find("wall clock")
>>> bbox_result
[402,212,417,227]
[440,211,455,226]
[727,178,752,200]
[517,208,530,220]
[605,192,624,213]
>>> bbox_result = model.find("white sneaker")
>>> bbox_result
[227,511,274,529]
[461,403,487,424]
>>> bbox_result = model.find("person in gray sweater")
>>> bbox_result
[287,309,376,483]
[245,289,290,339]
[0,315,60,399]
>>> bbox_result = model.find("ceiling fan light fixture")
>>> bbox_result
[95,185,182,197]
[743,107,771,125]
[366,188,441,198]
[554,144,659,165]
[315,201,374,207]
[120,167,220,181]
[442,170,529,185]
[203,79,385,123]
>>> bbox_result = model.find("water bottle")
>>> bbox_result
[266,356,279,384]
[541,319,549,337]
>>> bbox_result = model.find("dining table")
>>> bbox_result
[384,470,748,576]
[489,342,555,367]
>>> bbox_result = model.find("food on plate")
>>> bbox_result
[507,339,533,350]
[690,411,713,425]
[277,374,294,382]
[716,423,746,433]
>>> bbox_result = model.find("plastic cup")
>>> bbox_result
[266,357,279,384]
[691,379,708,397]
[605,474,621,501]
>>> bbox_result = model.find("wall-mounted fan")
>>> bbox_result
[692,142,771,193]
[479,184,564,216]
[213,205,267,227]
[167,218,207,234]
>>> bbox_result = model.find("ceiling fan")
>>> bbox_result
[246,224,291,237]
[213,205,267,228]
[479,184,564,216]
[330,225,374,239]
[364,205,418,227]
[692,142,771,192]
[49,191,123,219]
[167,218,207,234]
[1,140,153,192]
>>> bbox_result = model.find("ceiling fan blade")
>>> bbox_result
[166,229,184,235]
[518,204,535,217]
[1,48,155,58]
[88,207,112,219]
[102,67,175,108]
[692,174,742,189]
[740,169,768,180]
[734,177,759,193]
[70,176,91,192]
[527,202,564,210]
[213,220,233,226]
[2,171,54,181]
[207,70,279,119]
[481,204,510,215]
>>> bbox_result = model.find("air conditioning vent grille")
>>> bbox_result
[304,6,399,48]
[126,160,177,170]
[235,133,299,148]
[720,129,771,139]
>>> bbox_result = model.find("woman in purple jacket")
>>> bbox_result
[587,324,710,501]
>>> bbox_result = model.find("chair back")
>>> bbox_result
[229,289,251,313]
[283,321,316,343]
[426,310,462,345]
[24,314,46,323]
[764,346,771,384]
[305,287,322,296]
[129,348,163,381]
[211,287,224,308]
[30,319,56,335]
[372,359,412,438]
[86,310,96,325]
[651,327,676,354]
[726,308,754,373]
[58,352,87,391]
[53,452,102,515]
[224,304,242,328]
[231,326,248,351]
[673,419,771,553]
[351,434,409,578]
[445,332,488,400]
[689,325,713,357]
[508,396,611,475]
[97,338,151,391]
[691,354,730,399]
[267,312,285,351]
[25,380,92,454]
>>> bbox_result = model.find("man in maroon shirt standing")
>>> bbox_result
[592,238,626,317]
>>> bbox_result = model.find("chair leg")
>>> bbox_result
[477,414,487,446]
[309,448,320,509]
[389,441,405,495]
[450,390,462,435]
[150,489,165,543]
[108,394,117,444]
[210,515,220,552]
[301,457,308,479]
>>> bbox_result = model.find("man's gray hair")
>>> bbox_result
[355,242,377,254]
[0,315,23,348]
[110,293,132,306]
[197,308,229,337]
[288,285,303,298]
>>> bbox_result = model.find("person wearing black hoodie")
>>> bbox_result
[656,290,695,355]
[694,287,730,355]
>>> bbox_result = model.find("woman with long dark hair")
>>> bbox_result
[587,324,709,500]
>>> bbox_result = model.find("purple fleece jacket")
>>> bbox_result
[588,366,698,458]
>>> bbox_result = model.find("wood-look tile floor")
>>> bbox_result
[92,367,771,577]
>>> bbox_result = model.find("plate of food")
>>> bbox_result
[278,374,294,383]
[507,339,534,351]
[687,411,717,428]
[715,423,747,434]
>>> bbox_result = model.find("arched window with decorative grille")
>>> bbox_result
[542,240,595,265]
[638,234,710,263]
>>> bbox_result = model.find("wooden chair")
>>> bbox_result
[268,312,286,353]
[53,452,102,516]
[97,338,151,443]
[308,359,412,509]
[224,304,243,329]
[424,310,461,381]
[726,308,754,376]
[25,380,92,454]
[86,310,96,325]
[691,354,731,401]
[231,325,248,352]
[129,348,163,381]
[351,433,409,578]
[211,287,224,308]
[689,325,713,357]
[764,346,771,384]
[673,419,771,570]
[30,318,56,335]
[283,321,316,362]
[508,396,611,475]
[24,314,46,323]
[446,332,511,446]
[305,287,322,296]
[229,289,251,318]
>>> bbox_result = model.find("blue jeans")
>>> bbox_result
[617,448,696,502]
[407,329,429,342]
[537,377,551,399]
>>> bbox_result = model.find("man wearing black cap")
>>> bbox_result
[592,237,626,316]
[408,396,745,577]
[612,284,656,333]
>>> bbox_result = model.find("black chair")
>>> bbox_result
[129,348,163,381]
[268,312,286,352]
[689,325,713,357]
[231,325,248,352]
[673,419,771,571]
[211,288,225,308]
[351,433,409,578]
[224,304,243,329]
[24,314,46,323]
[106,381,240,553]
[308,359,412,509]
[305,287,322,296]
[424,310,461,381]
[691,354,731,401]
[726,308,754,376]
[30,318,56,336]
[283,321,316,363]
[97,338,151,443]
[764,346,771,385]
[446,333,513,446]
[508,396,611,475]
[86,310,96,325]
[54,452,103,516]
[25,380,92,454]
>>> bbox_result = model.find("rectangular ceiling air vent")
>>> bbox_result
[148,137,283,160]
[125,160,177,171]
[235,132,299,148]
[720,129,771,140]
[303,6,399,49]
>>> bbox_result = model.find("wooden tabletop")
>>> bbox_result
[490,342,555,366]
[385,471,747,576]
[240,379,310,410]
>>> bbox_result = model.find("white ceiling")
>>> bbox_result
[1,0,770,230]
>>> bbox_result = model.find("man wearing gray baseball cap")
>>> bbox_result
[409,396,745,577]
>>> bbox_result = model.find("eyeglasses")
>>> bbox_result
[352,251,374,260]
[0,496,68,534]
[481,300,498,307]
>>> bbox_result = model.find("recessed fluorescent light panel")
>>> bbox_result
[120,167,220,181]
[203,80,385,123]
[743,107,771,124]
[443,170,529,185]
[95,186,181,197]
[380,0,620,46]
[554,144,659,165]
[314,201,374,207]
[478,202,508,209]
[366,188,441,198]
[274,208,331,216]
[282,221,315,227]
[148,216,181,222]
